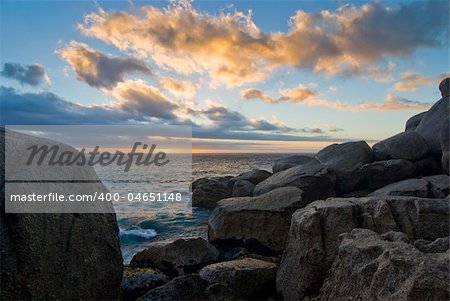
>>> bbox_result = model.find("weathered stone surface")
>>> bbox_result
[0,130,123,300]
[272,155,315,173]
[192,176,235,208]
[414,236,449,253]
[369,174,449,198]
[405,111,426,131]
[254,159,336,202]
[122,267,169,300]
[208,187,306,253]
[318,229,449,301]
[314,141,373,193]
[199,258,277,299]
[276,196,450,300]
[372,131,429,161]
[234,169,272,185]
[359,159,416,191]
[130,237,219,278]
[138,274,207,301]
[415,95,449,154]
[232,179,254,197]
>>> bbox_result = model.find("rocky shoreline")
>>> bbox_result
[1,79,449,300]
[124,79,449,300]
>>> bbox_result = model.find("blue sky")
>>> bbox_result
[1,0,448,152]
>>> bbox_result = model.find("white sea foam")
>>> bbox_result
[120,228,157,239]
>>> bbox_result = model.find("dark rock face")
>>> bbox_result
[440,117,449,174]
[130,237,219,278]
[358,159,416,191]
[208,187,306,253]
[405,112,426,131]
[234,169,272,185]
[138,274,207,301]
[415,96,449,155]
[232,179,255,197]
[276,196,449,300]
[372,131,429,161]
[369,174,449,198]
[254,159,336,202]
[272,155,315,173]
[413,156,442,176]
[122,267,169,300]
[191,176,234,208]
[439,77,449,98]
[314,141,373,193]
[318,229,449,301]
[199,258,278,299]
[0,130,123,300]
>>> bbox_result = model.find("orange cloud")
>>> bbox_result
[242,86,431,112]
[58,41,152,88]
[78,1,447,87]
[393,72,450,91]
[159,76,199,99]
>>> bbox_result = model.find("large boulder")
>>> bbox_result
[130,237,219,278]
[138,274,207,301]
[254,159,336,202]
[199,258,277,299]
[208,187,307,253]
[318,229,449,301]
[0,130,123,300]
[372,131,429,161]
[232,179,255,197]
[415,81,449,154]
[405,112,426,131]
[369,174,449,198]
[358,159,416,191]
[191,176,235,208]
[276,196,449,300]
[234,169,272,185]
[272,155,315,173]
[314,141,373,193]
[122,267,169,300]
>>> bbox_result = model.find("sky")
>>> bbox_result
[0,0,449,153]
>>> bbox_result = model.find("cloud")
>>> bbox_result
[241,85,317,103]
[78,1,448,86]
[159,76,199,98]
[0,86,130,125]
[58,41,152,88]
[240,88,277,103]
[393,72,450,91]
[243,86,432,111]
[1,86,345,143]
[1,63,50,86]
[198,102,293,133]
[106,80,179,120]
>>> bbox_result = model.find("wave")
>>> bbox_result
[120,227,157,239]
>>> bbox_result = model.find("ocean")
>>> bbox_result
[95,153,297,263]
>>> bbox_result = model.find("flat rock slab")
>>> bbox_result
[208,187,306,253]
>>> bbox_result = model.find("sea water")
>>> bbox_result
[94,153,293,263]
